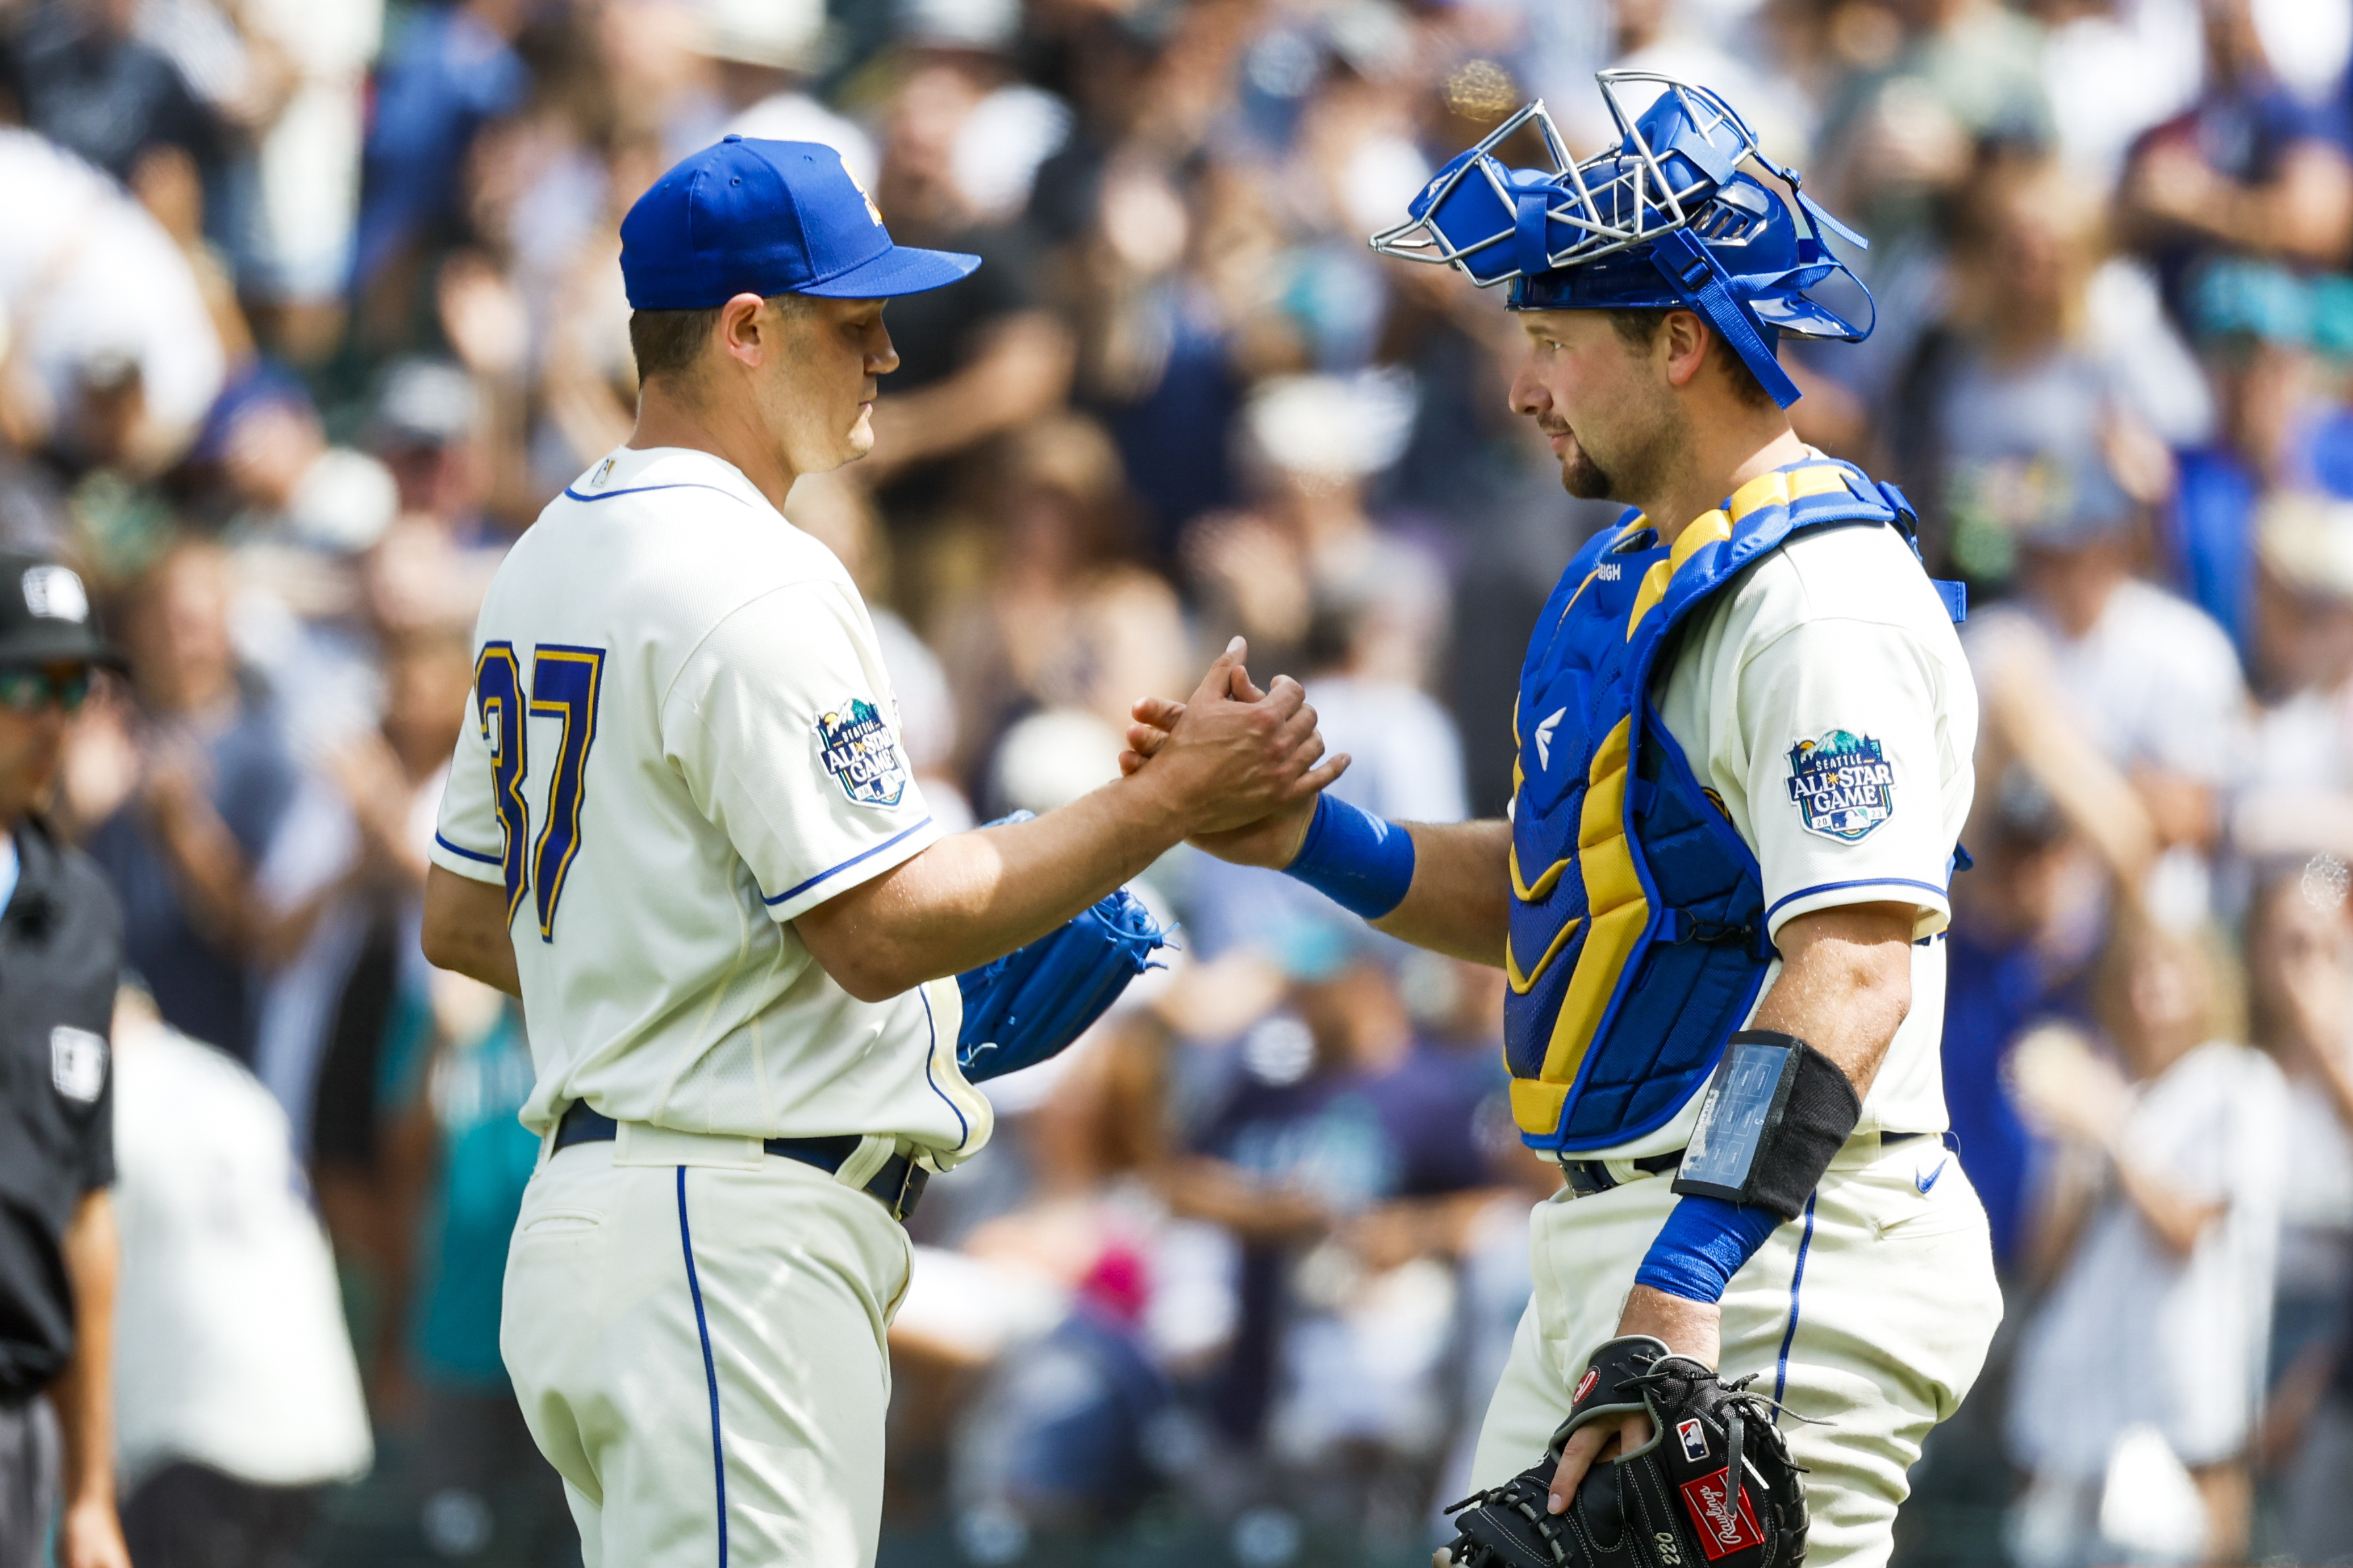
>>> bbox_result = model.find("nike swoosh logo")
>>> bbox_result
[1916,1158,1947,1195]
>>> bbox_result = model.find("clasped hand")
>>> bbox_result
[1128,638,1349,842]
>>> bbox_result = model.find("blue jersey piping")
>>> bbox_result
[763,818,934,907]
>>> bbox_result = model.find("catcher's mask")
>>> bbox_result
[1369,73,1872,408]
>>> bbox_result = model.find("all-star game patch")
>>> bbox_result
[1785,728,1895,842]
[816,698,909,807]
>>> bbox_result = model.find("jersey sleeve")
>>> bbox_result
[429,680,510,886]
[663,579,942,924]
[1735,616,1961,941]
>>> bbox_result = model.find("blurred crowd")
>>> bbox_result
[7,0,2353,1563]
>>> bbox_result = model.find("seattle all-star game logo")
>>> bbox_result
[815,698,908,807]
[1784,728,1895,843]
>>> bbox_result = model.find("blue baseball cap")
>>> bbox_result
[619,136,980,309]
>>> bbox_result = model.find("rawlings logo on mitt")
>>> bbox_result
[1437,1335,1807,1568]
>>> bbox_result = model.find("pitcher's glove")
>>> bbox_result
[1436,1335,1807,1568]
[956,821,1168,1082]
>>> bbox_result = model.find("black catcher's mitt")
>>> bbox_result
[1437,1335,1807,1568]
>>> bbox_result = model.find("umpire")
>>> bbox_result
[0,551,131,1568]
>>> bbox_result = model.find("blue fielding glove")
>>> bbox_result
[955,817,1171,1082]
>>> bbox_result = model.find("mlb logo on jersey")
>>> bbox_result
[51,1026,105,1103]
[1678,1467,1766,1559]
[1784,728,1895,842]
[816,698,909,807]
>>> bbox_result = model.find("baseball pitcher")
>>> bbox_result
[418,136,1343,1567]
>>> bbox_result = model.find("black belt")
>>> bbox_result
[552,1103,929,1224]
[1557,1131,1928,1199]
[1558,1149,1686,1197]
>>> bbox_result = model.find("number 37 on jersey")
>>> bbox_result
[473,641,606,940]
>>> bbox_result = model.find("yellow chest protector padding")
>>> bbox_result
[1501,460,1930,1151]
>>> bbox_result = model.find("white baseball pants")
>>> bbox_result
[1470,1131,2004,1568]
[501,1124,913,1567]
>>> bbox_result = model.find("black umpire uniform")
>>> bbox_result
[0,552,125,1566]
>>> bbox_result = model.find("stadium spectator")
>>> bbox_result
[378,968,570,1561]
[1813,0,2056,247]
[2237,494,2353,862]
[223,0,385,363]
[80,538,307,1064]
[0,129,226,479]
[349,0,528,341]
[2006,911,2287,1567]
[109,987,372,1567]
[2119,0,2353,307]
[1886,153,2209,573]
[1183,371,1439,687]
[694,0,876,185]
[860,58,1077,511]
[2241,861,2353,1462]
[1960,444,2244,926]
[0,0,224,186]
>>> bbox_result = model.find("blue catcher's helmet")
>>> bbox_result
[1369,73,1873,408]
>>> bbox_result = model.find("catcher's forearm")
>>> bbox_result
[1745,901,1914,1096]
[1367,819,1513,964]
[1633,902,1916,1304]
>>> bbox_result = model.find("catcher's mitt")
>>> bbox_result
[956,822,1168,1082]
[1438,1335,1807,1568]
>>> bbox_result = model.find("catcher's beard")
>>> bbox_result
[1563,443,1615,500]
[1560,387,1689,509]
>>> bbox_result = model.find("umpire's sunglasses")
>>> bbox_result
[0,664,94,715]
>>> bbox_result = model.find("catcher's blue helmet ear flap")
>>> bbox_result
[1371,72,1874,408]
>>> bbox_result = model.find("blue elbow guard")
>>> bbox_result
[1281,794,1415,920]
[1633,1196,1783,1304]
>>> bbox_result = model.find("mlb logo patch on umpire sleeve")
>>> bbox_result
[1784,728,1894,842]
[51,1026,106,1103]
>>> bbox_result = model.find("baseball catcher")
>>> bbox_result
[1124,72,2002,1568]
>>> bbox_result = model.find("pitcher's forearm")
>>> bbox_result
[810,774,1189,999]
[1369,819,1513,964]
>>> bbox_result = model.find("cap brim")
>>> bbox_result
[0,627,128,671]
[798,245,982,298]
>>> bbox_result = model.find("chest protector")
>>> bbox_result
[1506,457,1941,1151]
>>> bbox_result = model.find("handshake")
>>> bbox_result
[1116,636,1348,867]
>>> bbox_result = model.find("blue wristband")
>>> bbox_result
[1282,794,1416,920]
[1633,1195,1783,1304]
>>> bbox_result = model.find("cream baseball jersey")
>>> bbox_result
[1597,517,1978,1156]
[429,445,993,1160]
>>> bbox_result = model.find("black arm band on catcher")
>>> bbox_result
[1671,1030,1862,1220]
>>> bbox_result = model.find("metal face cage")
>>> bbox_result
[1369,72,1802,288]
